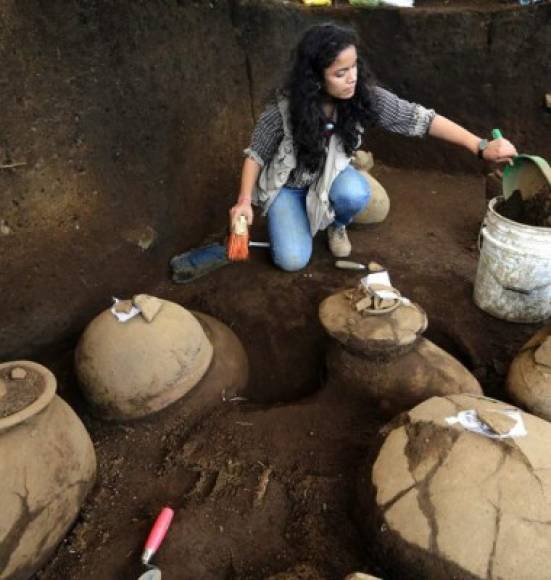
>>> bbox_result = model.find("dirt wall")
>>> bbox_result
[0,1,253,359]
[0,0,549,359]
[236,0,551,171]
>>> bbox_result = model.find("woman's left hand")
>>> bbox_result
[482,138,518,164]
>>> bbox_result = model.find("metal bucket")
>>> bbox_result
[473,196,551,323]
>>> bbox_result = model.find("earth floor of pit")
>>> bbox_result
[37,164,544,580]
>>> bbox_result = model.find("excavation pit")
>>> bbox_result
[1,1,549,579]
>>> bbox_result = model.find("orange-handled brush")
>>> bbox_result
[227,214,249,261]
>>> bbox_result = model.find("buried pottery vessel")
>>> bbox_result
[76,297,213,420]
[360,394,551,580]
[190,311,249,405]
[352,172,390,225]
[506,325,551,421]
[0,361,96,580]
[76,296,248,420]
[319,287,481,416]
[351,150,390,225]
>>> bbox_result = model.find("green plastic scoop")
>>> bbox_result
[492,128,551,200]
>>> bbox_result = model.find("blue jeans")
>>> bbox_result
[267,165,371,271]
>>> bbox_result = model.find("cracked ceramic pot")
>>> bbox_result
[76,298,215,421]
[0,361,96,580]
[506,325,551,421]
[360,394,551,580]
[320,289,481,416]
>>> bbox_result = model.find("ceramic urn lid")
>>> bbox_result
[319,288,428,356]
[75,297,215,420]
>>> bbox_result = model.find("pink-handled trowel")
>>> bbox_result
[138,507,174,580]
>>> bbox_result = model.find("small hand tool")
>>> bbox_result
[137,507,174,580]
[335,260,367,270]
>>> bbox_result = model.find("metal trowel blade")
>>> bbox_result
[138,570,162,580]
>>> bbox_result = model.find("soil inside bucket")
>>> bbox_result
[496,186,551,227]
[0,366,45,418]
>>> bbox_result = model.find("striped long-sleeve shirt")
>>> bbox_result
[244,85,436,188]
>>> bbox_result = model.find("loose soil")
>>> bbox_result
[496,185,551,227]
[35,164,543,580]
[0,366,44,418]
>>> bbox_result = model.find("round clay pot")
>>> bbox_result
[363,394,551,580]
[75,298,214,421]
[326,337,482,416]
[320,287,481,416]
[191,311,249,403]
[507,326,551,420]
[345,575,382,580]
[352,150,374,172]
[353,171,390,225]
[0,361,96,580]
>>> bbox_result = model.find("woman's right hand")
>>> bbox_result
[229,201,254,226]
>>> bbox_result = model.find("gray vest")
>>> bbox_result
[252,98,352,236]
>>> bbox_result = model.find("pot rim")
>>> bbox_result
[0,360,56,431]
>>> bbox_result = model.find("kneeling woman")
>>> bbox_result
[230,23,516,272]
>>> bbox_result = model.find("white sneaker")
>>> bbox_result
[327,225,352,258]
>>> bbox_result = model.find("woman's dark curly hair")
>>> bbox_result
[282,23,376,172]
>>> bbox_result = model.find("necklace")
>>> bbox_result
[321,102,336,135]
